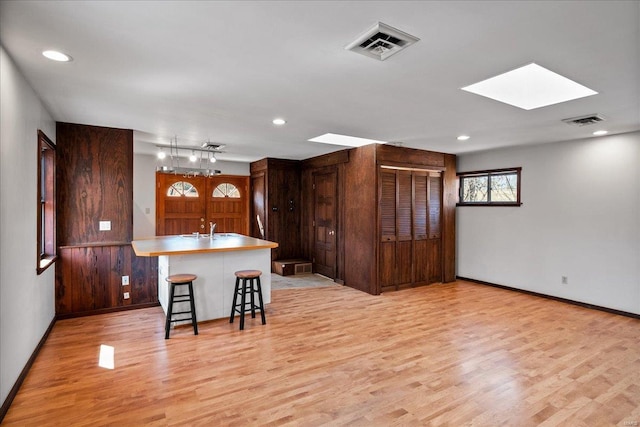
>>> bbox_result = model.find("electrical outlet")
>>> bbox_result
[123,292,130,299]
[99,220,111,231]
[122,275,129,286]
[561,276,568,285]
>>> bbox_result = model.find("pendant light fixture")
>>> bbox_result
[155,136,223,177]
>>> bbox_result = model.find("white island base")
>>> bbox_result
[132,233,277,323]
[158,248,272,322]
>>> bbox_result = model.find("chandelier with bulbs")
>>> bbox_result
[156,137,225,177]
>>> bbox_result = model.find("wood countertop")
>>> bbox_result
[131,233,278,257]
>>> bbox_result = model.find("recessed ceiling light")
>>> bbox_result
[42,50,72,62]
[272,118,286,125]
[457,135,470,141]
[592,130,608,136]
[462,63,597,110]
[308,133,387,147]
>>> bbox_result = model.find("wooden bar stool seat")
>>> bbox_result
[165,274,198,339]
[230,270,266,330]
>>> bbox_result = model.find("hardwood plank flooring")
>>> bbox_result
[3,281,639,426]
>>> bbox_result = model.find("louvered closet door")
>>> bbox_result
[379,170,397,288]
[428,173,443,283]
[413,173,430,284]
[396,171,413,288]
[379,168,443,292]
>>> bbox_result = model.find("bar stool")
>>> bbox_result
[230,270,266,330]
[165,274,198,339]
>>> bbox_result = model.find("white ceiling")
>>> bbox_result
[1,1,638,163]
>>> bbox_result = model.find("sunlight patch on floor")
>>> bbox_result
[98,344,115,369]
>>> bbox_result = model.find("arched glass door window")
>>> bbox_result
[167,181,199,197]
[213,183,241,198]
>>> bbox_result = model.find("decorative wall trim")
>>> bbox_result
[457,276,640,320]
[0,316,56,422]
[55,302,160,320]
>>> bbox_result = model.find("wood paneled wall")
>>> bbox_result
[251,145,456,295]
[250,158,301,262]
[56,244,157,317]
[56,122,133,245]
[298,144,456,295]
[55,123,158,317]
[442,154,457,282]
[301,150,349,282]
[343,145,378,294]
[375,144,456,289]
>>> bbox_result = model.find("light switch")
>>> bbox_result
[99,221,111,231]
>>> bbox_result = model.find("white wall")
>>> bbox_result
[457,132,640,315]
[0,46,56,405]
[133,153,158,239]
[133,153,250,239]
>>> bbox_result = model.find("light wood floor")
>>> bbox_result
[4,281,640,426]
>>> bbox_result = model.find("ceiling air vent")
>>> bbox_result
[561,114,605,126]
[346,22,419,61]
[201,142,226,150]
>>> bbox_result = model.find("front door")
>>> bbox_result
[312,170,337,279]
[156,173,249,236]
[156,174,206,236]
[205,176,249,234]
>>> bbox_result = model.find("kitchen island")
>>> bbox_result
[132,233,278,322]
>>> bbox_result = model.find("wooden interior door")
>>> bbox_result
[313,170,337,278]
[396,170,413,288]
[205,176,249,234]
[379,169,397,289]
[156,173,206,236]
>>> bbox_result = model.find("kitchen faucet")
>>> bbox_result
[209,222,217,238]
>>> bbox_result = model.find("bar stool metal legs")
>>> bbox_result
[230,270,266,330]
[165,274,198,339]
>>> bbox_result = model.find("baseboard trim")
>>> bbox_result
[0,315,56,423]
[55,302,160,320]
[457,276,640,320]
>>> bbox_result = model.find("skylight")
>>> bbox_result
[308,133,387,147]
[461,63,597,110]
